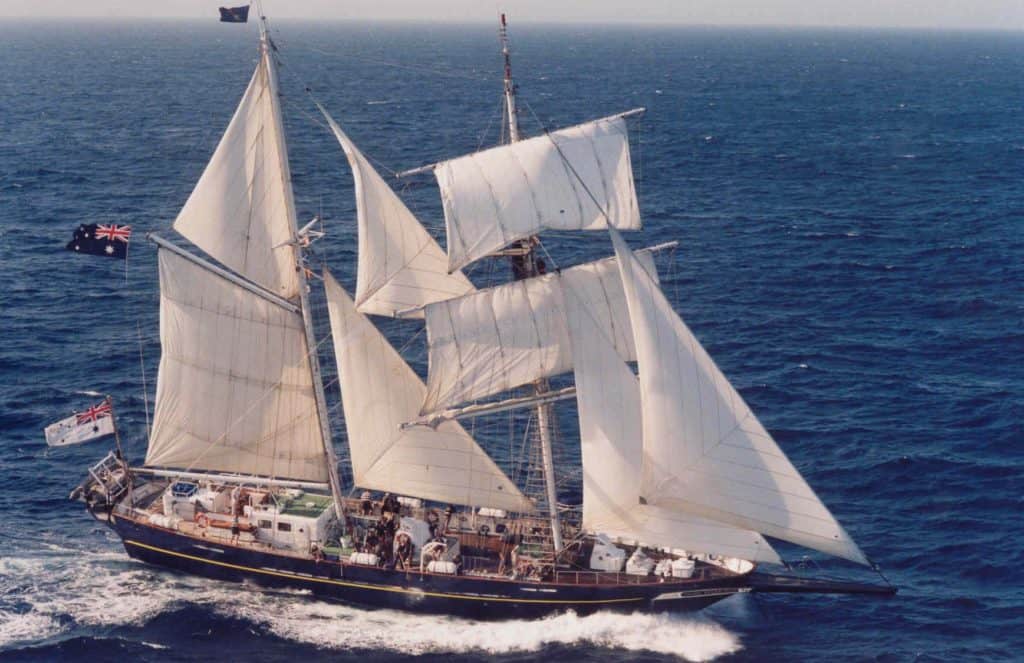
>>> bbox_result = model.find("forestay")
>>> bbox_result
[610,229,869,565]
[319,106,476,318]
[565,283,782,563]
[421,250,658,414]
[146,250,328,483]
[436,116,640,273]
[173,48,299,298]
[324,271,535,513]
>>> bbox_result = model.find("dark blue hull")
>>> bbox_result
[111,514,748,618]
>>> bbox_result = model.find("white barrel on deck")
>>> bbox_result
[426,560,458,574]
[350,552,379,566]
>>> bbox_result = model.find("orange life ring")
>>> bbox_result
[195,512,209,528]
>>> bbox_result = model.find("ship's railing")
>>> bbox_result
[552,566,713,586]
[87,451,129,501]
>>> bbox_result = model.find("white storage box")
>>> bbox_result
[626,548,655,576]
[589,536,626,572]
[172,500,196,521]
[192,486,230,513]
[671,558,695,578]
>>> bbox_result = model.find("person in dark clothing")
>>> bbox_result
[395,533,413,570]
[382,493,400,516]
[382,512,398,538]
[364,530,379,554]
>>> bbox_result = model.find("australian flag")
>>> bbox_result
[66,223,131,259]
[219,5,250,22]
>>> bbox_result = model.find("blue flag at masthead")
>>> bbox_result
[219,5,250,23]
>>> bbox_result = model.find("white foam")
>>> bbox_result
[0,610,62,648]
[224,597,742,661]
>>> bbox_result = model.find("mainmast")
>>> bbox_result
[259,16,347,525]
[499,14,564,555]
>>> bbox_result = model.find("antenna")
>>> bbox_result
[499,13,520,143]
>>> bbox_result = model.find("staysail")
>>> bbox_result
[318,106,476,318]
[565,282,781,563]
[146,250,328,483]
[172,48,299,299]
[610,229,868,565]
[325,271,535,513]
[421,250,657,413]
[435,115,641,272]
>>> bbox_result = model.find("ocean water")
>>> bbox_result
[1,19,1023,662]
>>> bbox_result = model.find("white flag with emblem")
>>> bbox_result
[44,399,116,447]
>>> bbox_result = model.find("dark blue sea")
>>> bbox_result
[2,19,1023,662]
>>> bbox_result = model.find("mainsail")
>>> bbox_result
[146,250,328,483]
[325,271,534,513]
[565,282,782,563]
[146,36,337,495]
[421,250,658,414]
[318,106,476,318]
[435,115,641,272]
[610,229,868,565]
[172,49,299,299]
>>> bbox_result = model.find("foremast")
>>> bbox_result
[258,16,346,524]
[499,14,564,556]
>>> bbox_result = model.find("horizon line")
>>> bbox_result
[0,15,1022,34]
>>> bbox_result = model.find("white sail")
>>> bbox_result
[610,229,868,565]
[436,116,641,272]
[565,285,781,564]
[325,271,534,513]
[421,250,657,414]
[319,106,476,318]
[172,50,299,298]
[146,250,327,483]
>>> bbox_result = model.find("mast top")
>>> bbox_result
[499,13,520,143]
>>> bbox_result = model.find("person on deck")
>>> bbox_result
[395,533,413,571]
[382,493,400,516]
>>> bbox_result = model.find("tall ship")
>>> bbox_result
[73,12,895,617]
